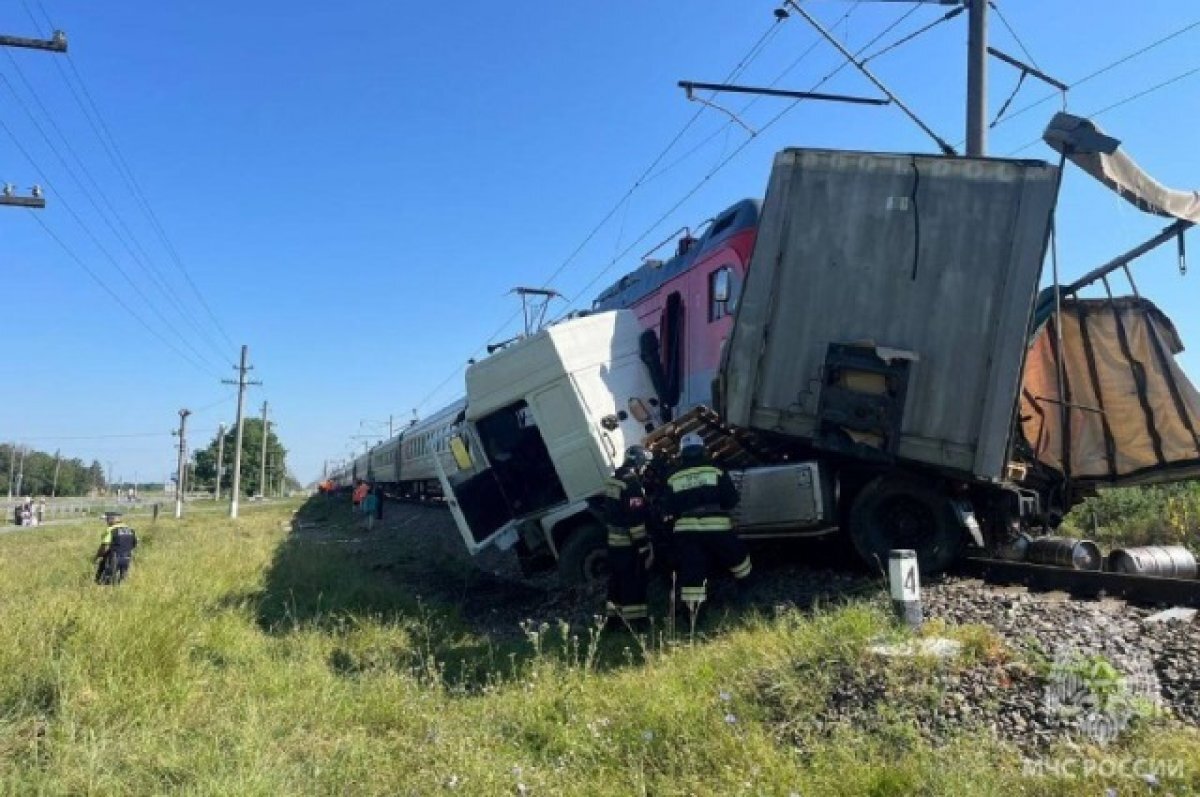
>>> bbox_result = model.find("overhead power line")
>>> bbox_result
[26,0,238,356]
[0,64,232,363]
[988,1,1040,70]
[407,12,793,414]
[0,107,225,375]
[1006,62,1200,156]
[25,211,222,377]
[552,2,925,319]
[985,15,1200,137]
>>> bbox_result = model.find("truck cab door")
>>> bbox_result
[433,429,521,554]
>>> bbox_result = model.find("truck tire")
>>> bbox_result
[848,475,963,576]
[557,522,609,587]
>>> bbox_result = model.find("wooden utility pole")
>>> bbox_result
[174,409,191,519]
[222,345,261,518]
[0,28,66,209]
[258,401,269,499]
[215,423,226,500]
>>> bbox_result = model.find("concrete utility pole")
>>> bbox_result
[15,446,26,497]
[215,423,226,500]
[781,0,987,155]
[222,345,261,519]
[174,409,191,519]
[0,28,66,210]
[5,444,13,499]
[51,449,61,498]
[965,0,988,156]
[258,401,269,499]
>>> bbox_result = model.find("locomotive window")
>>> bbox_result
[709,265,738,322]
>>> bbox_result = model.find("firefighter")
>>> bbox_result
[601,445,654,630]
[94,510,138,585]
[662,432,751,616]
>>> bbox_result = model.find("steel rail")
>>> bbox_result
[957,556,1200,607]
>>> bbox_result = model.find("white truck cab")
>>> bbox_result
[436,310,664,583]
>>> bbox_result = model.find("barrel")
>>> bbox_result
[1107,546,1198,579]
[996,533,1032,562]
[1027,536,1103,571]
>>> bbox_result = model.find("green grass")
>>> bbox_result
[0,498,1197,795]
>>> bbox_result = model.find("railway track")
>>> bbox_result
[956,556,1200,607]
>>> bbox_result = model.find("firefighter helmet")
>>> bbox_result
[622,445,652,470]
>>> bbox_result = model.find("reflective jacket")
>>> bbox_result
[100,524,138,557]
[601,466,649,549]
[663,455,739,532]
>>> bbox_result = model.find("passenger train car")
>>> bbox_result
[331,399,466,500]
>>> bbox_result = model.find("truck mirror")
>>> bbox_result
[450,436,472,470]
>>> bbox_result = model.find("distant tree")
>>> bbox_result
[0,445,113,497]
[192,419,288,497]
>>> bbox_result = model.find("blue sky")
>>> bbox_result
[3,1,1199,485]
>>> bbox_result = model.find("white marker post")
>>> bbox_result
[888,549,922,629]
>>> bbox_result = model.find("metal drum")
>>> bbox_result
[1107,546,1198,579]
[1027,536,1103,571]
[995,533,1032,562]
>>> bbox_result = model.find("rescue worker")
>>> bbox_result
[94,510,138,585]
[601,445,654,629]
[662,432,751,616]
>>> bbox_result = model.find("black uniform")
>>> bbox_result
[601,465,651,624]
[662,451,751,609]
[95,522,138,585]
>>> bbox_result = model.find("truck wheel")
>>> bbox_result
[557,523,609,587]
[848,475,962,576]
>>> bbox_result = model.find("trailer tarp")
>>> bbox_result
[1043,113,1200,224]
[1021,297,1200,486]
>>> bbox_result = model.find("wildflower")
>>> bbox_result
[642,730,654,743]
[512,765,523,778]
[1142,773,1160,789]
[445,775,460,789]
[516,783,528,795]
[718,690,732,703]
[724,713,738,725]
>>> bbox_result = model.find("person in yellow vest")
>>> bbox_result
[662,433,750,617]
[95,510,138,585]
[601,445,654,630]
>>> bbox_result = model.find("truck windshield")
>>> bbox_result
[475,400,566,517]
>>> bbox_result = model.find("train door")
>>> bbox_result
[659,291,685,414]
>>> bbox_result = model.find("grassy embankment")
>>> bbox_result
[0,498,1196,795]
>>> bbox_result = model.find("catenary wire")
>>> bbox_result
[1004,63,1200,156]
[26,211,223,378]
[0,111,227,374]
[28,0,239,356]
[988,1,1041,70]
[0,64,233,363]
[405,13,792,415]
[979,15,1200,140]
[552,2,925,318]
